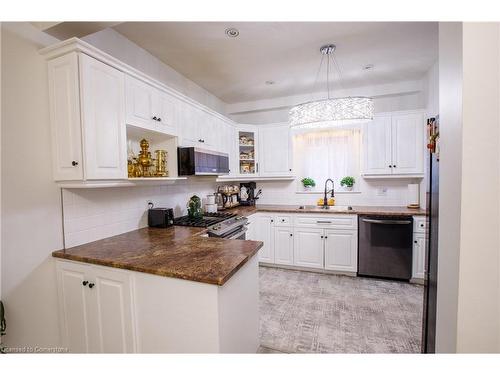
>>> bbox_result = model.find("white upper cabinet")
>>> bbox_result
[80,54,127,180]
[258,124,293,176]
[125,76,177,136]
[391,113,424,174]
[47,52,84,181]
[362,115,392,175]
[362,111,424,177]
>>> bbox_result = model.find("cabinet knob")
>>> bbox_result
[88,283,95,289]
[325,236,328,239]
[414,240,418,244]
[82,280,88,286]
[393,165,397,168]
[389,165,392,168]
[289,168,292,172]
[72,161,79,166]
[290,233,293,237]
[157,117,162,122]
[152,116,157,120]
[321,235,324,239]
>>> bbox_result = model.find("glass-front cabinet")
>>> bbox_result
[236,126,259,177]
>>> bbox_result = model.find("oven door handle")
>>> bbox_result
[362,218,411,225]
[227,227,248,240]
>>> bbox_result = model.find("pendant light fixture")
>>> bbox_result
[289,44,373,130]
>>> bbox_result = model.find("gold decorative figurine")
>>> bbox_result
[154,150,168,177]
[137,139,154,177]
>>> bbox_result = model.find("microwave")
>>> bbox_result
[177,147,230,176]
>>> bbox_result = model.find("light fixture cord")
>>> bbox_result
[332,54,347,98]
[327,53,330,99]
[310,53,325,102]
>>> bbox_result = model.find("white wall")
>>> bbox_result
[435,22,463,354]
[229,89,426,125]
[436,22,500,354]
[1,28,62,348]
[456,22,500,353]
[82,28,227,116]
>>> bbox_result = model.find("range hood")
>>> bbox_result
[177,147,230,176]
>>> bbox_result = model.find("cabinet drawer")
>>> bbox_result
[294,215,357,230]
[413,216,427,233]
[275,215,292,226]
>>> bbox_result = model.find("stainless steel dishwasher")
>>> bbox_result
[358,215,413,281]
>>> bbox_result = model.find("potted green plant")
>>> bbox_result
[301,177,316,192]
[340,176,355,191]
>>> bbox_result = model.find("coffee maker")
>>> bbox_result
[239,182,260,206]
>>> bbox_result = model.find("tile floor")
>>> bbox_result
[258,266,424,353]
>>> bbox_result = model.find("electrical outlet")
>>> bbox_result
[376,187,388,196]
[147,200,154,209]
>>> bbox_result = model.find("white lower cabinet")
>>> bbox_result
[253,212,359,274]
[251,214,275,263]
[56,260,136,353]
[412,233,426,280]
[274,227,294,265]
[324,230,358,272]
[293,227,325,269]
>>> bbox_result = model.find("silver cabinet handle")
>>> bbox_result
[316,220,332,224]
[362,218,411,225]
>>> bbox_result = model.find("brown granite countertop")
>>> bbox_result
[53,226,263,286]
[225,204,426,216]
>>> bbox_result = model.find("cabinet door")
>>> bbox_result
[80,54,127,180]
[154,90,177,136]
[274,227,294,265]
[47,53,83,181]
[125,75,156,130]
[258,124,292,176]
[362,115,392,175]
[237,126,259,176]
[56,260,93,353]
[293,228,324,269]
[324,230,357,272]
[253,214,275,263]
[88,267,136,353]
[412,233,426,280]
[391,113,424,174]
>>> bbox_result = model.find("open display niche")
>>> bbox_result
[126,124,182,181]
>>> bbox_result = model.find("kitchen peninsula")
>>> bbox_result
[52,226,263,353]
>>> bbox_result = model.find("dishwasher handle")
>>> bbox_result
[362,218,411,225]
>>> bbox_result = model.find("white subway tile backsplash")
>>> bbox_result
[62,181,218,248]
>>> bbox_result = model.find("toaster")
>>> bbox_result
[148,208,174,228]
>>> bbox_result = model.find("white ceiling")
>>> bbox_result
[112,22,438,104]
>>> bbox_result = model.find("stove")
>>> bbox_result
[206,215,249,239]
[173,212,249,240]
[173,212,237,228]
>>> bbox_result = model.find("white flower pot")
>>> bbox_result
[344,185,354,191]
[304,185,313,192]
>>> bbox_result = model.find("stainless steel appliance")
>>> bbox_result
[173,212,236,228]
[173,212,248,240]
[148,207,174,228]
[177,147,229,176]
[206,215,248,240]
[358,215,413,280]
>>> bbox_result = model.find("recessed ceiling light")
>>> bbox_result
[363,64,374,71]
[225,28,239,38]
[265,80,275,85]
